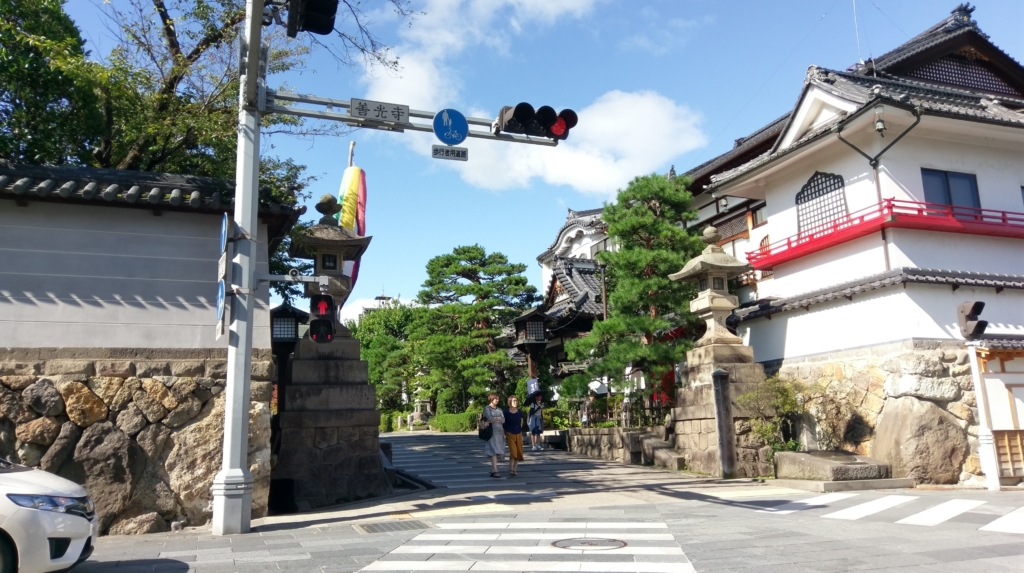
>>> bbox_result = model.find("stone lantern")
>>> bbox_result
[669,226,751,351]
[288,195,371,312]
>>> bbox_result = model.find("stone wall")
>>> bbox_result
[672,381,773,478]
[765,338,976,485]
[567,427,643,464]
[0,349,275,535]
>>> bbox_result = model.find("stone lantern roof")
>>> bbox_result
[668,227,751,283]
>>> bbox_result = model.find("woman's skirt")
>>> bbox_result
[484,422,506,456]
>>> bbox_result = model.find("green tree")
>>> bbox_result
[412,245,539,412]
[348,299,421,411]
[567,173,705,394]
[0,0,104,165]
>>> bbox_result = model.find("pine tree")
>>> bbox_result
[412,245,539,412]
[567,173,705,394]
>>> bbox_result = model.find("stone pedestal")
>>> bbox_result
[270,335,392,510]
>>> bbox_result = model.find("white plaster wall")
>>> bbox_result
[741,284,1024,362]
[539,226,606,292]
[0,201,271,348]
[880,130,1024,212]
[888,229,1024,275]
[759,235,887,299]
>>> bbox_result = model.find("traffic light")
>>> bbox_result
[287,0,339,37]
[957,301,988,340]
[308,294,336,343]
[493,103,577,140]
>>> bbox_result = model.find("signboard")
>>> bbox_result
[215,279,227,339]
[432,109,468,146]
[431,145,468,161]
[527,378,540,397]
[349,98,410,124]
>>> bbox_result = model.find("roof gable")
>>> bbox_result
[776,85,859,151]
[866,4,1024,100]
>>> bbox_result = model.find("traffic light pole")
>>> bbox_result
[213,0,264,536]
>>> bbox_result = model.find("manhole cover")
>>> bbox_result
[552,538,627,551]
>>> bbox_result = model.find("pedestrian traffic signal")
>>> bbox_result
[309,294,336,343]
[957,301,988,340]
[286,0,339,37]
[493,103,577,140]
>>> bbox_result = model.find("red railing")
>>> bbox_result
[746,199,1024,270]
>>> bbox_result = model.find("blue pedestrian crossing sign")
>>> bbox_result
[216,280,226,323]
[220,213,230,253]
[433,109,468,146]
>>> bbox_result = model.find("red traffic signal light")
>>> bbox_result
[494,103,577,140]
[287,0,339,37]
[310,294,335,319]
[957,301,988,340]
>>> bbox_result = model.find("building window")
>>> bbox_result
[589,237,616,258]
[796,172,848,234]
[713,277,724,290]
[272,317,298,341]
[921,168,980,210]
[321,253,338,271]
[526,320,544,340]
[759,235,773,279]
[751,207,767,228]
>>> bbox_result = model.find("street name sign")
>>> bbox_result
[432,108,468,146]
[432,145,468,161]
[349,98,410,124]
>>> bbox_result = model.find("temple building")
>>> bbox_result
[683,4,1024,485]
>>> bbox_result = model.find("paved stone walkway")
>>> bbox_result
[80,432,1024,572]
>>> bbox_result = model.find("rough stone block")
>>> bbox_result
[774,451,892,481]
[1,376,37,391]
[44,360,95,376]
[0,362,40,376]
[290,360,369,385]
[135,361,171,378]
[87,377,124,407]
[170,361,204,377]
[251,381,273,402]
[110,378,141,411]
[251,361,276,381]
[142,379,179,410]
[16,416,61,445]
[205,360,227,379]
[95,361,135,378]
[57,381,108,427]
[315,427,338,448]
[323,443,350,464]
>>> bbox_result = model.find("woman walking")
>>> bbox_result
[528,393,544,451]
[483,393,505,478]
[503,395,525,476]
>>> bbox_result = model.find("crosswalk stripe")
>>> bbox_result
[362,561,695,572]
[435,522,668,529]
[392,546,684,555]
[413,533,677,541]
[895,499,987,526]
[979,505,1024,534]
[822,495,917,520]
[756,492,859,514]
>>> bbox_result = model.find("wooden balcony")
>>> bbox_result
[746,199,1024,270]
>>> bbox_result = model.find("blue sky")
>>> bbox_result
[65,0,1024,320]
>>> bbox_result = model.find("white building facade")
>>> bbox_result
[689,5,1024,485]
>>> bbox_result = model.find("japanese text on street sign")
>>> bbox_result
[431,145,468,161]
[349,99,410,124]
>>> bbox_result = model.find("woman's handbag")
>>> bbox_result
[477,416,493,441]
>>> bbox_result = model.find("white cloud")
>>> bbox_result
[359,0,706,198]
[338,297,379,324]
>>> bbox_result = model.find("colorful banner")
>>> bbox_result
[337,165,367,286]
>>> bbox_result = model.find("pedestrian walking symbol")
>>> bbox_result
[432,108,468,146]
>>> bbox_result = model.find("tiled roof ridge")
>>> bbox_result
[872,70,1024,106]
[0,161,304,213]
[828,67,1021,108]
[684,113,791,184]
[545,257,603,317]
[735,267,1024,321]
[869,4,989,71]
[537,209,606,261]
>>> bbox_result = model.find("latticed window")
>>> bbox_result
[272,317,298,341]
[907,53,1022,98]
[759,236,773,279]
[526,320,545,340]
[796,172,849,234]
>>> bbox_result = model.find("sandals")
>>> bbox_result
[510,471,518,477]
[489,472,501,478]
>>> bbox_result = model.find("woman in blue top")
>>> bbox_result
[503,395,525,476]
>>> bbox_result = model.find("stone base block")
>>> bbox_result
[290,359,368,385]
[278,409,380,429]
[686,344,755,367]
[774,451,892,481]
[293,337,361,361]
[285,385,376,410]
[771,477,915,492]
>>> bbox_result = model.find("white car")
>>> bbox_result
[0,458,98,573]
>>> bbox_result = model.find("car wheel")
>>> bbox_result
[0,532,16,573]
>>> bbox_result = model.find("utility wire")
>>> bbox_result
[689,0,841,167]
[871,0,910,39]
[853,0,864,64]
